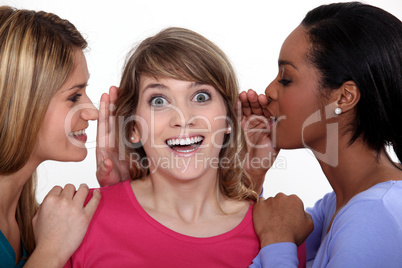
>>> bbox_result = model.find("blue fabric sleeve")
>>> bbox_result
[249,242,298,267]
[250,182,402,267]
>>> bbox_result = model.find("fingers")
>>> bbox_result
[48,184,101,217]
[257,94,271,118]
[73,184,89,205]
[257,94,269,107]
[96,158,113,173]
[96,159,115,187]
[239,89,270,118]
[84,189,101,217]
[108,86,118,133]
[239,91,252,117]
[99,93,110,122]
[247,90,263,116]
[46,185,63,196]
[97,93,110,150]
[59,184,76,200]
[109,86,118,104]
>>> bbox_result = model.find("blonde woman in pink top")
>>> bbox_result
[68,27,306,267]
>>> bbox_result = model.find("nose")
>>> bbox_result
[265,79,278,102]
[80,94,99,121]
[169,103,195,129]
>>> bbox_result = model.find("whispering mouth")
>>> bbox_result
[166,136,204,153]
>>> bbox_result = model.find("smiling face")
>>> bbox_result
[33,50,98,163]
[132,75,229,181]
[265,25,334,152]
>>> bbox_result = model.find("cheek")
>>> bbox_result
[41,113,67,139]
[206,114,229,148]
[281,89,319,121]
[135,112,163,146]
[64,112,81,134]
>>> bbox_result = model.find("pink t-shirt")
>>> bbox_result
[66,180,306,267]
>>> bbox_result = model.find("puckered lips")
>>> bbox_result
[165,135,204,153]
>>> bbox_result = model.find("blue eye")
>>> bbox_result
[193,92,210,103]
[150,96,168,107]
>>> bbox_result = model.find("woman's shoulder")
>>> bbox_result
[222,198,251,214]
[87,180,132,204]
[349,180,402,205]
[334,181,402,232]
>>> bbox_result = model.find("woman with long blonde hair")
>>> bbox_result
[0,6,100,267]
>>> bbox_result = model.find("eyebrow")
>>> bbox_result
[278,60,299,71]
[63,74,90,92]
[67,83,88,91]
[143,83,168,92]
[143,81,205,92]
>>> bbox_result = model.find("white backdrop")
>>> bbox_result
[2,0,401,208]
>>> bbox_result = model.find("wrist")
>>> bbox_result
[259,234,296,248]
[26,244,68,268]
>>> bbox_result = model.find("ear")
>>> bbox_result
[333,81,361,113]
[130,124,141,143]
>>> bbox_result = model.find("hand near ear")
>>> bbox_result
[239,89,279,194]
[96,86,130,187]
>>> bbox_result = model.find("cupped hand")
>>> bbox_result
[96,86,130,187]
[239,89,279,194]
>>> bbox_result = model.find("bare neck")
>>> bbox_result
[132,169,222,219]
[130,168,249,237]
[316,136,401,210]
[0,160,38,222]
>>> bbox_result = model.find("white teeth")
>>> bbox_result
[70,129,86,136]
[167,136,203,146]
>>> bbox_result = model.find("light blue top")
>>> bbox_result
[0,230,27,268]
[250,180,402,267]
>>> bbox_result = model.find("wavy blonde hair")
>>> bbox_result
[115,27,257,202]
[0,6,87,256]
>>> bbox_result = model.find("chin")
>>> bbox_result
[64,149,88,162]
[164,167,206,181]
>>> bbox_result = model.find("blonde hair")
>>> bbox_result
[0,6,87,256]
[115,27,258,202]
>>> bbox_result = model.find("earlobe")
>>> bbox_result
[130,134,140,143]
[131,125,141,143]
[336,81,360,113]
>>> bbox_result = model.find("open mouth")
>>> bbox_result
[69,128,87,142]
[69,129,86,137]
[166,136,204,153]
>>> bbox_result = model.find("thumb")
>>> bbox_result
[96,159,113,184]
